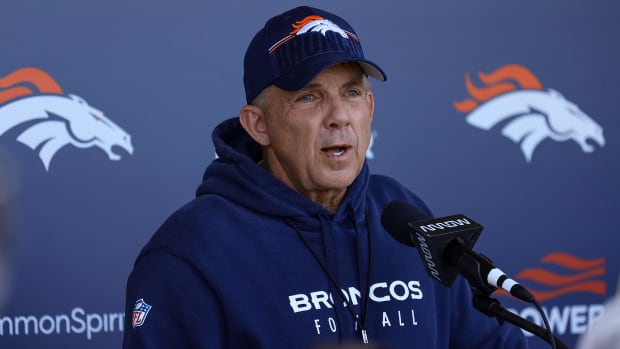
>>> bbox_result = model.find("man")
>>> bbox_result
[123,6,528,348]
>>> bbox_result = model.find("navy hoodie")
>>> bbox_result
[123,117,528,348]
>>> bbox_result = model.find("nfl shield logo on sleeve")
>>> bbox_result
[132,298,152,328]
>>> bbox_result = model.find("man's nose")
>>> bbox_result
[324,97,351,129]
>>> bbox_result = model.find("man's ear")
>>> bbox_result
[367,89,375,123]
[239,104,270,146]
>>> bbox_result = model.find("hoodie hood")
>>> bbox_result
[196,117,369,222]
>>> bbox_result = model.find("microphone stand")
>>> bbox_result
[446,242,569,348]
[470,289,570,349]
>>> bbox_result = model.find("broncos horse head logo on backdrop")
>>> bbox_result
[454,64,605,162]
[0,67,133,171]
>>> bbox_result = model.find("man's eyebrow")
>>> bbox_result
[342,77,365,88]
[300,82,321,91]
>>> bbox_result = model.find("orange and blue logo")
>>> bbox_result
[501,252,607,337]
[454,64,605,162]
[0,67,133,171]
[269,15,359,54]
[499,252,606,301]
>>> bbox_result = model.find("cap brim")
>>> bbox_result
[272,53,386,91]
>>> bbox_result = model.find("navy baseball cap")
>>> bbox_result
[243,6,387,103]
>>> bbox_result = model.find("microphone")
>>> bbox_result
[381,200,535,303]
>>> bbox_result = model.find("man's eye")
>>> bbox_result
[300,94,314,101]
[346,89,361,97]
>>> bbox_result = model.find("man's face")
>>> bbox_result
[259,62,375,203]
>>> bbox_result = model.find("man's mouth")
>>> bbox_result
[322,146,349,157]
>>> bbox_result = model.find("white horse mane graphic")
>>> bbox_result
[0,67,133,171]
[454,64,605,162]
[269,15,357,53]
[295,18,348,38]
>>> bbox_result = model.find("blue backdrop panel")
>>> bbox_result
[0,1,618,348]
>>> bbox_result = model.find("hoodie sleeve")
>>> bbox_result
[123,249,226,348]
[448,276,529,349]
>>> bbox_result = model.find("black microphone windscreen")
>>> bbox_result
[381,200,430,247]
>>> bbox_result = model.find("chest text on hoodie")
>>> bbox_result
[289,279,423,313]
[289,279,424,335]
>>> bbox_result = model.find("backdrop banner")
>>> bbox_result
[1,1,617,348]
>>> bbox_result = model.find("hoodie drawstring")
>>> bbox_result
[286,209,372,344]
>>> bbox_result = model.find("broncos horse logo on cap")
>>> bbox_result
[454,64,605,162]
[269,15,358,54]
[0,67,133,171]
